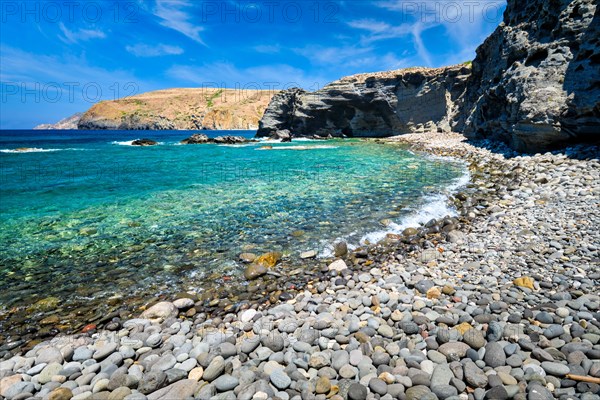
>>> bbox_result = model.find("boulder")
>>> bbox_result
[181,134,210,144]
[131,139,158,146]
[140,301,178,320]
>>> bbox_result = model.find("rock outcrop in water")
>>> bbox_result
[462,0,600,151]
[34,112,83,130]
[180,134,252,144]
[257,0,599,151]
[131,139,158,146]
[257,66,471,139]
[77,88,276,131]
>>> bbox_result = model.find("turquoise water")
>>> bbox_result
[0,130,466,319]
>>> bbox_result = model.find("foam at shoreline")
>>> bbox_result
[361,168,470,245]
[0,148,84,153]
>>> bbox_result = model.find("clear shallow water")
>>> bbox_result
[0,130,466,314]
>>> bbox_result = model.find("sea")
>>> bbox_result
[0,130,468,336]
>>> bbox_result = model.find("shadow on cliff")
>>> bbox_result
[464,3,600,164]
[561,3,600,148]
[462,136,600,160]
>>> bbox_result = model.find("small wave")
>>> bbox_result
[360,168,470,245]
[256,145,338,151]
[257,138,282,143]
[217,144,254,147]
[0,148,84,154]
[111,140,138,146]
[360,194,455,245]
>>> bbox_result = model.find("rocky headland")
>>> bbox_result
[257,66,471,140]
[34,113,83,130]
[76,89,276,131]
[258,0,599,152]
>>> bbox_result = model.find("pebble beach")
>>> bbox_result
[1,133,599,400]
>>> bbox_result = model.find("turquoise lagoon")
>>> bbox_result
[0,130,467,324]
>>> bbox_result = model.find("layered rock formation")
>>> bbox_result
[78,88,276,131]
[34,113,83,130]
[462,0,600,151]
[258,0,599,151]
[257,66,471,139]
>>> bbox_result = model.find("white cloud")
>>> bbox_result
[153,0,205,45]
[58,22,106,44]
[410,22,433,67]
[126,43,184,57]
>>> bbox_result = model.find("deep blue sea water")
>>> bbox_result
[0,130,467,316]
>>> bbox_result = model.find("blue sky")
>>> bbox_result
[0,0,506,128]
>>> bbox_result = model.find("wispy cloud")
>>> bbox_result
[0,45,154,101]
[153,0,205,45]
[167,62,329,90]
[126,43,184,57]
[348,1,506,66]
[294,45,374,66]
[58,22,106,44]
[348,18,433,66]
[373,1,507,45]
[294,44,409,74]
[0,45,158,129]
[347,18,414,45]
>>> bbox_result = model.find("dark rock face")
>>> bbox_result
[462,0,599,151]
[257,0,599,151]
[257,89,307,137]
[257,66,470,139]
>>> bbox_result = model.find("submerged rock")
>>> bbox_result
[253,252,282,268]
[244,264,267,280]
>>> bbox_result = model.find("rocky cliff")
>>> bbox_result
[258,0,599,151]
[78,88,276,130]
[462,0,599,151]
[34,113,83,130]
[258,65,471,138]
